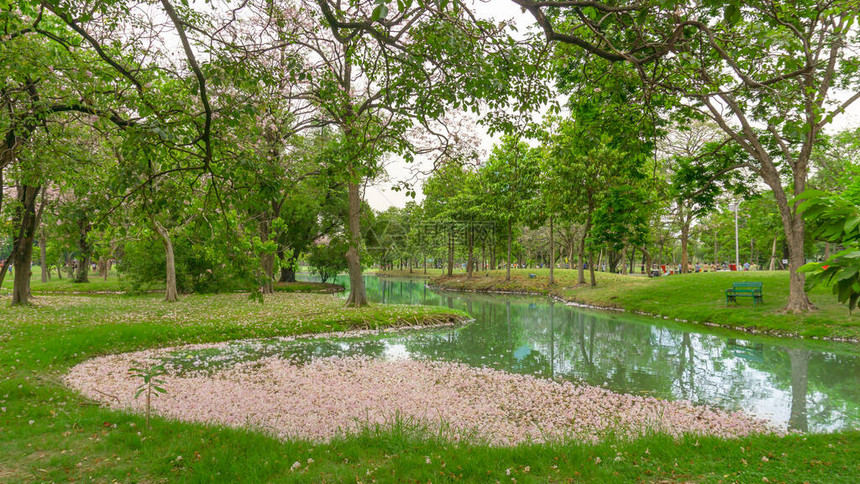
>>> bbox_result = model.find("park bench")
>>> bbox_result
[725,282,763,306]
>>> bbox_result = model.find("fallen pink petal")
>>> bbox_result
[66,336,776,446]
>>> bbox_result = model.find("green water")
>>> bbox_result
[170,275,860,433]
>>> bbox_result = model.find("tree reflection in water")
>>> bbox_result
[291,275,859,432]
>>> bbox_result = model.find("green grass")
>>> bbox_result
[1,290,858,482]
[375,267,449,279]
[1,267,156,294]
[273,281,344,293]
[431,269,860,341]
[4,268,341,295]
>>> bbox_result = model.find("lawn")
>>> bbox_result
[0,284,858,482]
[274,281,344,293]
[374,267,450,279]
[0,267,156,294]
[431,269,860,341]
[2,268,342,295]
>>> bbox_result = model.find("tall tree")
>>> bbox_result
[480,136,541,282]
[519,0,860,312]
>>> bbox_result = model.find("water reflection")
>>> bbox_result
[278,275,859,432]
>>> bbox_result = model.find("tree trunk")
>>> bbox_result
[769,235,778,271]
[259,220,274,294]
[760,160,811,311]
[713,229,718,266]
[505,219,512,282]
[74,217,91,283]
[9,185,41,304]
[154,222,179,302]
[549,216,555,285]
[97,258,109,279]
[577,219,590,285]
[447,229,454,276]
[345,178,368,307]
[785,213,811,311]
[466,224,474,279]
[39,228,48,283]
[588,251,596,287]
[260,252,275,294]
[280,264,296,283]
[568,237,575,270]
[620,244,628,275]
[680,210,690,274]
[639,246,653,277]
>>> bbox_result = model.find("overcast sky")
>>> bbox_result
[363,1,860,211]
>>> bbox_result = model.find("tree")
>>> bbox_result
[301,0,551,304]
[520,0,860,311]
[308,238,349,284]
[665,124,754,273]
[0,6,136,303]
[422,161,472,277]
[480,137,541,282]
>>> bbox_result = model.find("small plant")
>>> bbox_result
[128,363,167,428]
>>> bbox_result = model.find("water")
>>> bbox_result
[181,275,860,433]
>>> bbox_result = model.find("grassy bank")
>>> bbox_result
[431,269,860,341]
[374,267,449,279]
[1,291,858,482]
[274,281,344,293]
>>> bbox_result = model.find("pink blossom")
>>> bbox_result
[66,339,777,446]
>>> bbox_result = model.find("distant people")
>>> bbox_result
[743,261,750,271]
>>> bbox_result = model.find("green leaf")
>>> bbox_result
[371,4,388,21]
[797,262,823,274]
[724,4,741,24]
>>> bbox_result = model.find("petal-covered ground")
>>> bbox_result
[66,340,775,446]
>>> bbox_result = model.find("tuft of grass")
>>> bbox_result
[432,269,860,341]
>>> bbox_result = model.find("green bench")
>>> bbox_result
[726,282,763,306]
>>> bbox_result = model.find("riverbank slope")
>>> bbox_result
[431,269,860,342]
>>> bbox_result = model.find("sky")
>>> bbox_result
[362,2,860,211]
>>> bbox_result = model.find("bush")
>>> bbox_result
[117,236,248,293]
[307,239,349,283]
